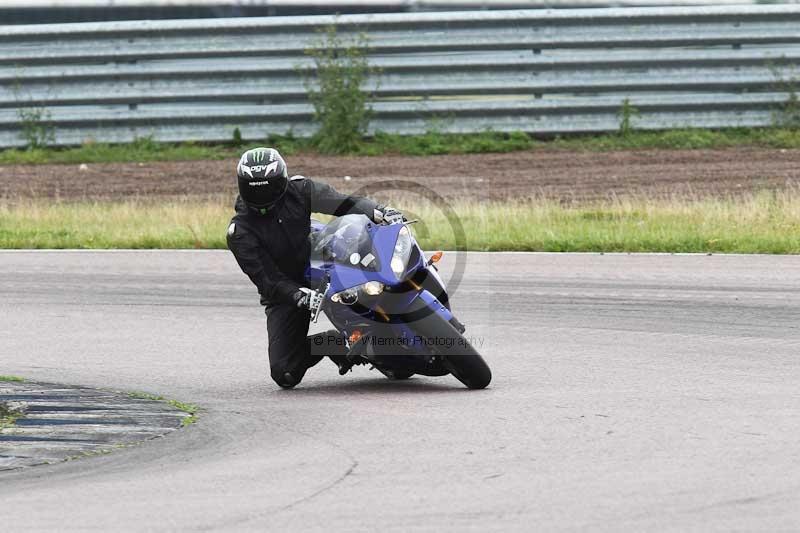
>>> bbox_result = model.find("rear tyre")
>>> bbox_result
[407,310,492,390]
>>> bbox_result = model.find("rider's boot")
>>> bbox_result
[308,329,351,374]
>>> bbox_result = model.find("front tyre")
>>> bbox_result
[378,368,414,380]
[442,349,492,390]
[407,311,492,389]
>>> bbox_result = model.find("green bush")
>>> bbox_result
[770,63,800,128]
[617,98,640,137]
[17,106,55,149]
[13,80,56,149]
[232,127,243,146]
[304,24,375,154]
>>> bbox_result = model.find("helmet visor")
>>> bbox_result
[239,175,287,209]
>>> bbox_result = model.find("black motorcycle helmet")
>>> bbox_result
[236,147,289,213]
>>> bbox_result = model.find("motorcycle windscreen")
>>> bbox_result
[309,214,381,272]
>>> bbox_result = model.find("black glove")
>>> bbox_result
[293,287,323,311]
[293,287,311,308]
[374,205,404,225]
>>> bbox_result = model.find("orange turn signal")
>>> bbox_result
[349,330,363,344]
[429,251,443,264]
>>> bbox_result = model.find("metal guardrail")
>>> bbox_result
[2,2,764,26]
[1,5,800,148]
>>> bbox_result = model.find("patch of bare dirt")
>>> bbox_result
[1,148,798,204]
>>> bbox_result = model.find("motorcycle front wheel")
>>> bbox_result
[406,309,492,390]
[377,368,414,380]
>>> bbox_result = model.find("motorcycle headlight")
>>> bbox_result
[331,281,384,304]
[391,226,412,279]
[331,287,358,305]
[362,281,384,296]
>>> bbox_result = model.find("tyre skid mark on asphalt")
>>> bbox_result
[217,417,360,529]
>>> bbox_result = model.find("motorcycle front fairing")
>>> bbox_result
[306,215,456,362]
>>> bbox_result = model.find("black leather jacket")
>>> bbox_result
[226,176,378,306]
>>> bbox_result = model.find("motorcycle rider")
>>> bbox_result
[226,147,403,389]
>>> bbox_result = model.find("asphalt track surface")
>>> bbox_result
[1,251,799,531]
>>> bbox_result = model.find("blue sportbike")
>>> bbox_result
[306,214,491,389]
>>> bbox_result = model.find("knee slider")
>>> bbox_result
[272,368,300,389]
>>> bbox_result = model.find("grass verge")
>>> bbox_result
[2,128,800,165]
[0,402,23,430]
[127,391,199,427]
[2,191,799,253]
[1,376,25,430]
